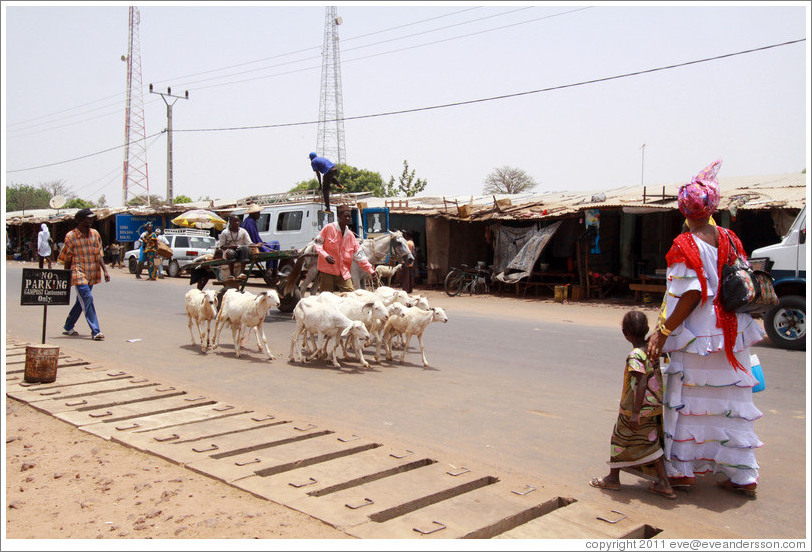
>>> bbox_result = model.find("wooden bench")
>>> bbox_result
[628,283,666,302]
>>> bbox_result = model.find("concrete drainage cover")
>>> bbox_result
[6,339,662,539]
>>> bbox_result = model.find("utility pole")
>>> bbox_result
[640,142,646,187]
[149,84,189,204]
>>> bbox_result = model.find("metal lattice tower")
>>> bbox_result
[122,6,150,206]
[316,6,346,164]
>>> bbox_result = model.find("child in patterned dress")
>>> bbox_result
[589,310,676,499]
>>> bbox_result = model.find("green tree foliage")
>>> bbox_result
[289,164,389,197]
[387,160,427,197]
[483,166,538,194]
[96,194,108,208]
[6,183,51,212]
[173,194,193,204]
[126,194,167,207]
[63,197,95,209]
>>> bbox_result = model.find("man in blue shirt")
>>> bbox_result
[241,204,271,252]
[309,152,339,212]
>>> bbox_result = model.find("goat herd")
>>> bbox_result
[185,284,449,369]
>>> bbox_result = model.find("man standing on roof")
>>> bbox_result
[59,208,110,341]
[314,204,375,292]
[309,152,340,213]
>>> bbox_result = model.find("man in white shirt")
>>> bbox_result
[218,214,252,279]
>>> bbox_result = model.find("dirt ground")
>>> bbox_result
[3,268,658,543]
[4,398,350,541]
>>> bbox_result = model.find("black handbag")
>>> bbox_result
[719,230,779,314]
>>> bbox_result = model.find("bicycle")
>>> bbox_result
[444,263,491,297]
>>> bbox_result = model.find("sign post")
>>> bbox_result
[21,269,71,343]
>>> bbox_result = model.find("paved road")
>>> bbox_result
[4,263,807,539]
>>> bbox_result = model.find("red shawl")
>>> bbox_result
[665,227,746,370]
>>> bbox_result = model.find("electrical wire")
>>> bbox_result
[150,6,484,86]
[160,7,556,90]
[187,7,591,92]
[10,7,490,132]
[179,39,808,131]
[7,130,165,173]
[6,38,804,174]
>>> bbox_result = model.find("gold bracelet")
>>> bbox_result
[658,323,673,337]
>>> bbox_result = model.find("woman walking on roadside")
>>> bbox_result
[647,159,766,497]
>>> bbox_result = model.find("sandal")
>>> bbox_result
[92,333,105,341]
[589,476,621,491]
[648,484,678,500]
[668,476,696,487]
[62,329,79,337]
[717,479,757,498]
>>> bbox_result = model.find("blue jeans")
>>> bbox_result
[64,284,101,336]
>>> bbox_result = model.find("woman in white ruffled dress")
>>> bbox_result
[647,160,766,498]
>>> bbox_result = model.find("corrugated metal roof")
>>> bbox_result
[377,172,807,221]
[7,173,806,226]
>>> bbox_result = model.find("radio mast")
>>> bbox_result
[316,7,346,164]
[121,6,150,206]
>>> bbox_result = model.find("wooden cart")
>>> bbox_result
[180,249,303,312]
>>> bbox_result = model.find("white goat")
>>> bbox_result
[375,264,402,287]
[349,286,414,308]
[212,289,280,360]
[185,288,218,353]
[315,293,392,364]
[290,297,371,369]
[383,306,448,367]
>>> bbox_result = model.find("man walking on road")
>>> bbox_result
[58,208,110,341]
[309,152,340,213]
[314,204,375,292]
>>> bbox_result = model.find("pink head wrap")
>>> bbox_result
[678,159,721,220]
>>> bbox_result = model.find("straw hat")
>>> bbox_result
[246,204,263,214]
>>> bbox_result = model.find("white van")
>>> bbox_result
[242,202,334,251]
[750,205,806,350]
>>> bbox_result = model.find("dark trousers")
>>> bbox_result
[321,167,338,211]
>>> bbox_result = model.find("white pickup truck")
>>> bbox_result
[750,205,806,350]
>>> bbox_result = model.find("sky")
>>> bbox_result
[2,1,810,209]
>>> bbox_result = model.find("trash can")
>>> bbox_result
[24,345,60,383]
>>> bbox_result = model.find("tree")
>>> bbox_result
[482,166,538,194]
[6,184,51,212]
[173,195,193,204]
[96,195,108,208]
[64,197,95,209]
[126,194,166,207]
[289,164,388,197]
[38,179,72,199]
[387,160,427,197]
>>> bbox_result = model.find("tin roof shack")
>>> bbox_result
[373,172,806,298]
[4,202,216,258]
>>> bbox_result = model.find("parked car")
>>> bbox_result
[124,228,217,277]
[750,205,806,350]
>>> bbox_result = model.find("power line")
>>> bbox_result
[162,7,556,91]
[177,39,807,132]
[7,130,165,173]
[6,38,804,173]
[150,6,484,86]
[10,7,489,131]
[188,7,591,92]
[8,6,560,133]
